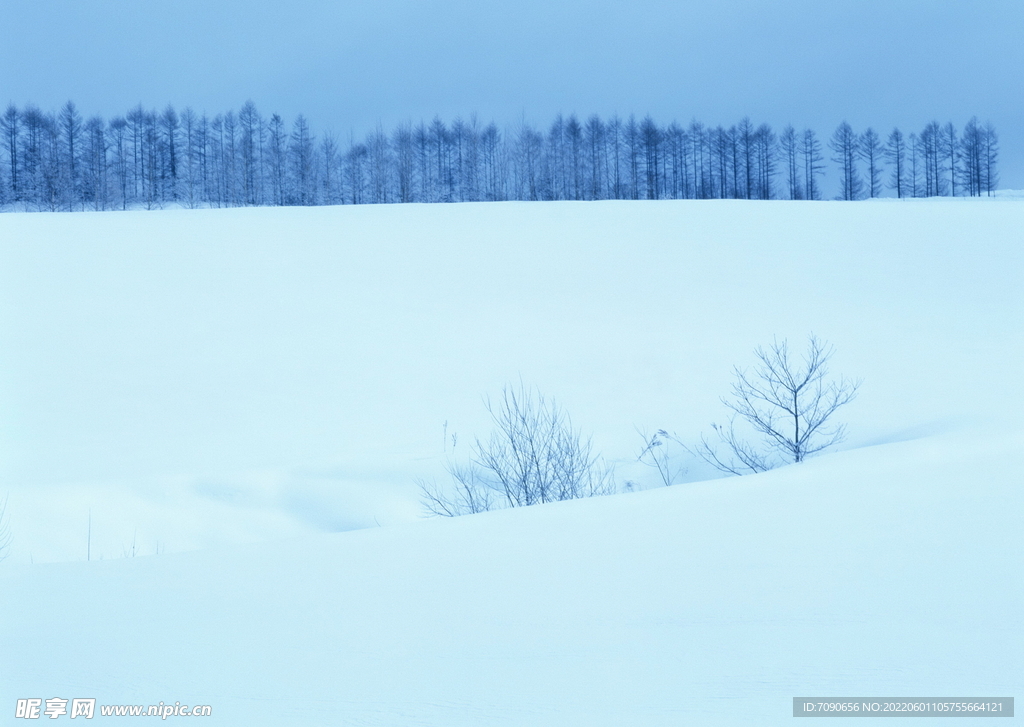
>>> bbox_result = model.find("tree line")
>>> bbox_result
[0,100,1000,212]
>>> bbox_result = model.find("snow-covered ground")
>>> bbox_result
[0,199,1021,724]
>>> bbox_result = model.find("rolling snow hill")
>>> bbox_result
[0,199,1021,724]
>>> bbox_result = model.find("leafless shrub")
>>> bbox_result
[421,384,614,517]
[694,335,860,475]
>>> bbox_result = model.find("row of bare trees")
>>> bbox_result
[0,101,1000,211]
[828,120,998,200]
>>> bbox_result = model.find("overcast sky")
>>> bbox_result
[2,0,1022,188]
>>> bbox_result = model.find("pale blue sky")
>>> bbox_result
[2,0,1022,187]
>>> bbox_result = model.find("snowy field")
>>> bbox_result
[0,199,1021,724]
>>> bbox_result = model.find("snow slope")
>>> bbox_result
[0,429,1020,725]
[0,199,1021,723]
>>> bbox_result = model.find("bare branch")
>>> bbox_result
[636,428,687,486]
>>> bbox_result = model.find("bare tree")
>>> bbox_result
[942,122,958,197]
[319,133,340,205]
[59,101,83,210]
[289,114,316,205]
[982,122,999,196]
[779,125,801,199]
[801,128,824,200]
[1,105,21,204]
[885,128,906,198]
[920,121,944,196]
[859,127,884,198]
[695,336,860,475]
[830,122,862,200]
[908,132,921,197]
[421,384,613,517]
